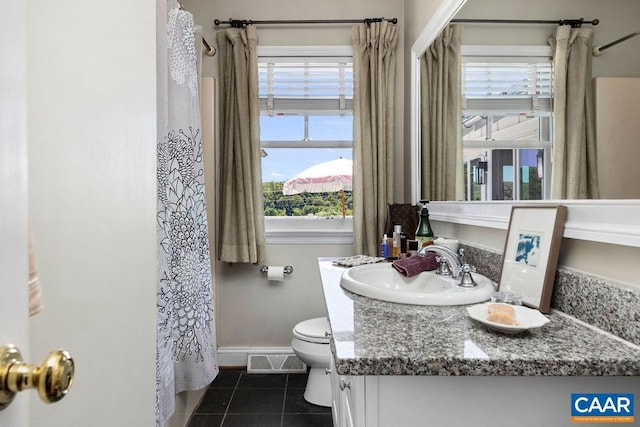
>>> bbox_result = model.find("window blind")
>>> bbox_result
[258,57,353,114]
[462,61,553,114]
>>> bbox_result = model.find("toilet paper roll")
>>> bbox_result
[267,266,285,281]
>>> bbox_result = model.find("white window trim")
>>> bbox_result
[260,45,355,244]
[265,216,353,244]
[463,140,551,150]
[257,46,353,57]
[460,45,552,57]
[262,140,352,149]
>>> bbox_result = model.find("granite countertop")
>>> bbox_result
[318,259,640,376]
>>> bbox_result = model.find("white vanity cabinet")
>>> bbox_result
[328,371,640,427]
[329,350,366,427]
[328,364,441,427]
[328,363,434,427]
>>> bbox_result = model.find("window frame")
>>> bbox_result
[258,46,354,244]
[460,45,553,201]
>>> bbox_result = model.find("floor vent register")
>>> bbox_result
[247,353,307,374]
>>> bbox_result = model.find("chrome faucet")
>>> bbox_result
[418,245,463,279]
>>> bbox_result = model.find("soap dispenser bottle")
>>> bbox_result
[381,234,390,258]
[392,225,402,258]
[415,200,434,248]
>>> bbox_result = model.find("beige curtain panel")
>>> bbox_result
[352,21,399,256]
[217,25,265,263]
[549,25,599,199]
[420,24,463,202]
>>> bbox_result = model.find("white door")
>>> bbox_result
[0,0,29,425]
[24,1,158,426]
[1,1,158,426]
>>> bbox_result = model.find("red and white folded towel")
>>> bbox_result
[391,253,439,278]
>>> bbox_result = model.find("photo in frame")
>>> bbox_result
[498,205,567,313]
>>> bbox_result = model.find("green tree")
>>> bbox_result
[263,183,353,217]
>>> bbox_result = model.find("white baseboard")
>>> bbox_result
[217,346,295,367]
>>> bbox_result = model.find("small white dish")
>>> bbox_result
[466,302,550,334]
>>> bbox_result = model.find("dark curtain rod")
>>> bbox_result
[214,17,398,28]
[594,31,640,54]
[451,18,599,28]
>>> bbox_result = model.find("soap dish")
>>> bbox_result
[467,302,550,334]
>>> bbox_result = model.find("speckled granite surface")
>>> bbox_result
[552,269,640,346]
[462,244,640,346]
[319,259,640,377]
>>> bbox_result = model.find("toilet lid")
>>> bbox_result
[293,317,331,344]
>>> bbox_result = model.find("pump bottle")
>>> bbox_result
[392,225,402,258]
[381,234,390,258]
[415,200,434,248]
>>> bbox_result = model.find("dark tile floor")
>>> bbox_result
[188,369,333,427]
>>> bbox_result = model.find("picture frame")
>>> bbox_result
[498,205,567,313]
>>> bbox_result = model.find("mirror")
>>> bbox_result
[411,0,640,202]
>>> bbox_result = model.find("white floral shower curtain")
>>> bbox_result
[156,1,218,423]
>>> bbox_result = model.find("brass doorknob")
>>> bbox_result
[0,344,74,411]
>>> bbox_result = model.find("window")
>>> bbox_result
[461,46,553,201]
[258,46,354,243]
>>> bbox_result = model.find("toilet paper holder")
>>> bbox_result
[260,265,294,275]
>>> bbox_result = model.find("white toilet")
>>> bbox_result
[291,317,332,407]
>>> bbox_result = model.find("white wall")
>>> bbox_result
[595,78,640,199]
[404,0,451,47]
[183,0,405,349]
[27,1,157,425]
[216,245,353,348]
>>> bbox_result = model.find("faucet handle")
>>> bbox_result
[435,256,452,276]
[461,263,476,273]
[458,264,477,288]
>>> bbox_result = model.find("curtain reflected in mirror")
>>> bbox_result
[419,23,601,201]
[419,25,464,201]
[549,25,599,199]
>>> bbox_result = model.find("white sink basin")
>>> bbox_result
[340,262,496,306]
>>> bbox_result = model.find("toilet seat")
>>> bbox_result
[293,317,330,344]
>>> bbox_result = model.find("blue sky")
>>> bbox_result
[260,115,353,182]
[262,148,352,182]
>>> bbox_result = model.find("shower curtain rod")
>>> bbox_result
[593,31,640,55]
[202,37,215,56]
[213,17,398,28]
[451,18,599,28]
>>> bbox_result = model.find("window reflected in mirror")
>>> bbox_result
[460,51,553,201]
